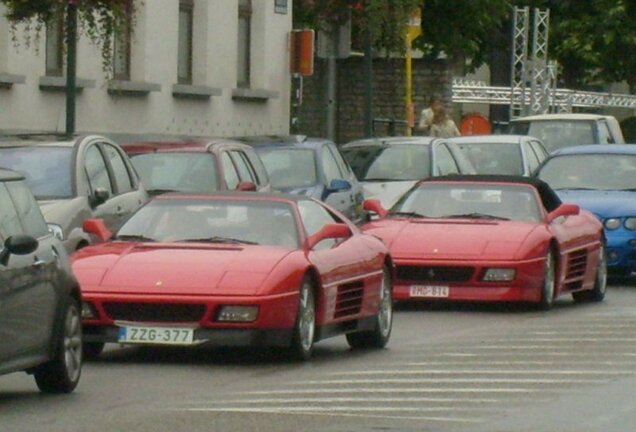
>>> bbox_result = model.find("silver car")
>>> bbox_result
[0,135,148,253]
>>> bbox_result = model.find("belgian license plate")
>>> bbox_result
[410,285,450,298]
[118,325,195,345]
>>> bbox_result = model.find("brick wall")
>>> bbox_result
[294,57,453,144]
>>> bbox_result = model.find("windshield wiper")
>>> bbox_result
[554,187,596,191]
[442,213,510,221]
[146,188,179,196]
[178,236,259,245]
[363,178,403,182]
[388,211,427,219]
[115,234,156,242]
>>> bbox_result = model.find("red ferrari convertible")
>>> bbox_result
[72,193,393,360]
[362,176,606,309]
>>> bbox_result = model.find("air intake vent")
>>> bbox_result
[104,302,205,323]
[335,282,364,318]
[566,250,588,279]
[396,265,474,283]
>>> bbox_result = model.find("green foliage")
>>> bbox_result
[1,0,137,73]
[293,0,421,54]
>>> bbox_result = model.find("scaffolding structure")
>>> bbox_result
[454,6,636,116]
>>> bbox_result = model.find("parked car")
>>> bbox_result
[0,135,148,253]
[509,113,625,153]
[0,168,82,393]
[236,135,364,223]
[362,175,606,310]
[340,136,476,208]
[449,135,549,176]
[121,139,271,195]
[535,144,636,276]
[73,192,393,361]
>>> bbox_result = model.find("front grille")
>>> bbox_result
[103,302,205,323]
[335,282,364,318]
[566,249,588,279]
[396,265,474,283]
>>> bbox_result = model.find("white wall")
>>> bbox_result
[0,0,292,138]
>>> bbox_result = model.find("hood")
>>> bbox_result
[365,219,538,260]
[362,181,417,208]
[38,197,91,232]
[72,242,293,296]
[556,190,636,218]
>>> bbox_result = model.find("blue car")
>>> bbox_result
[535,145,636,275]
[236,135,365,223]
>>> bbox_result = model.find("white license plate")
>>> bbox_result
[118,325,195,345]
[410,285,450,298]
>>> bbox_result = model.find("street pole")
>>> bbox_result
[405,8,422,137]
[65,0,78,138]
[363,11,373,137]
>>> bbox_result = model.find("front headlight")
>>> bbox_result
[48,223,64,241]
[216,305,259,322]
[604,218,621,230]
[482,268,516,282]
[625,218,636,230]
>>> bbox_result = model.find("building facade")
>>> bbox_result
[0,0,292,139]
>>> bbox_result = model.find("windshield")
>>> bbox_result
[391,183,542,222]
[341,144,430,181]
[0,146,73,199]
[537,154,636,190]
[130,152,218,194]
[456,143,524,175]
[511,120,595,152]
[256,148,317,189]
[118,198,299,248]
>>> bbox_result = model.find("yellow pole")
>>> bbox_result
[405,8,422,136]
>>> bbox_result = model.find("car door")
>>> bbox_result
[229,149,260,188]
[0,180,58,363]
[329,143,364,219]
[321,144,355,218]
[99,142,147,229]
[522,141,542,176]
[81,142,120,229]
[298,199,372,323]
[219,151,241,190]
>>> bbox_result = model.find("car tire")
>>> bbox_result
[346,266,393,349]
[573,243,607,303]
[82,342,105,359]
[538,250,556,311]
[288,276,316,361]
[34,297,83,393]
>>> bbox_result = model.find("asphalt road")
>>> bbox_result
[3,278,636,432]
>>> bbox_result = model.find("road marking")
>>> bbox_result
[324,369,630,377]
[238,388,540,395]
[291,377,606,385]
[180,407,485,423]
[397,360,636,367]
[191,396,501,404]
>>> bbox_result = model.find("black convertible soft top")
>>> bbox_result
[421,175,562,212]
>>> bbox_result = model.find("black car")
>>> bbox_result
[0,168,82,393]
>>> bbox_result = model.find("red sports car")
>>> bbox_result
[362,176,606,309]
[72,193,393,360]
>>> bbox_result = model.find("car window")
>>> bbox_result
[342,144,431,181]
[523,142,541,173]
[5,180,49,238]
[530,140,549,161]
[84,145,113,195]
[131,152,219,193]
[435,144,460,175]
[102,143,134,194]
[257,148,318,189]
[328,144,352,177]
[229,150,257,183]
[0,146,73,199]
[455,142,523,175]
[243,149,269,187]
[525,120,595,152]
[297,199,337,236]
[0,182,24,241]
[221,152,240,189]
[598,121,614,144]
[322,145,344,183]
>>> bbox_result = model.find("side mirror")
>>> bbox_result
[0,235,38,265]
[363,199,388,218]
[82,218,112,242]
[306,223,351,250]
[547,203,580,223]
[237,181,257,192]
[328,179,352,193]
[89,187,110,208]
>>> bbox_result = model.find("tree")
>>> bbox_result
[513,0,636,93]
